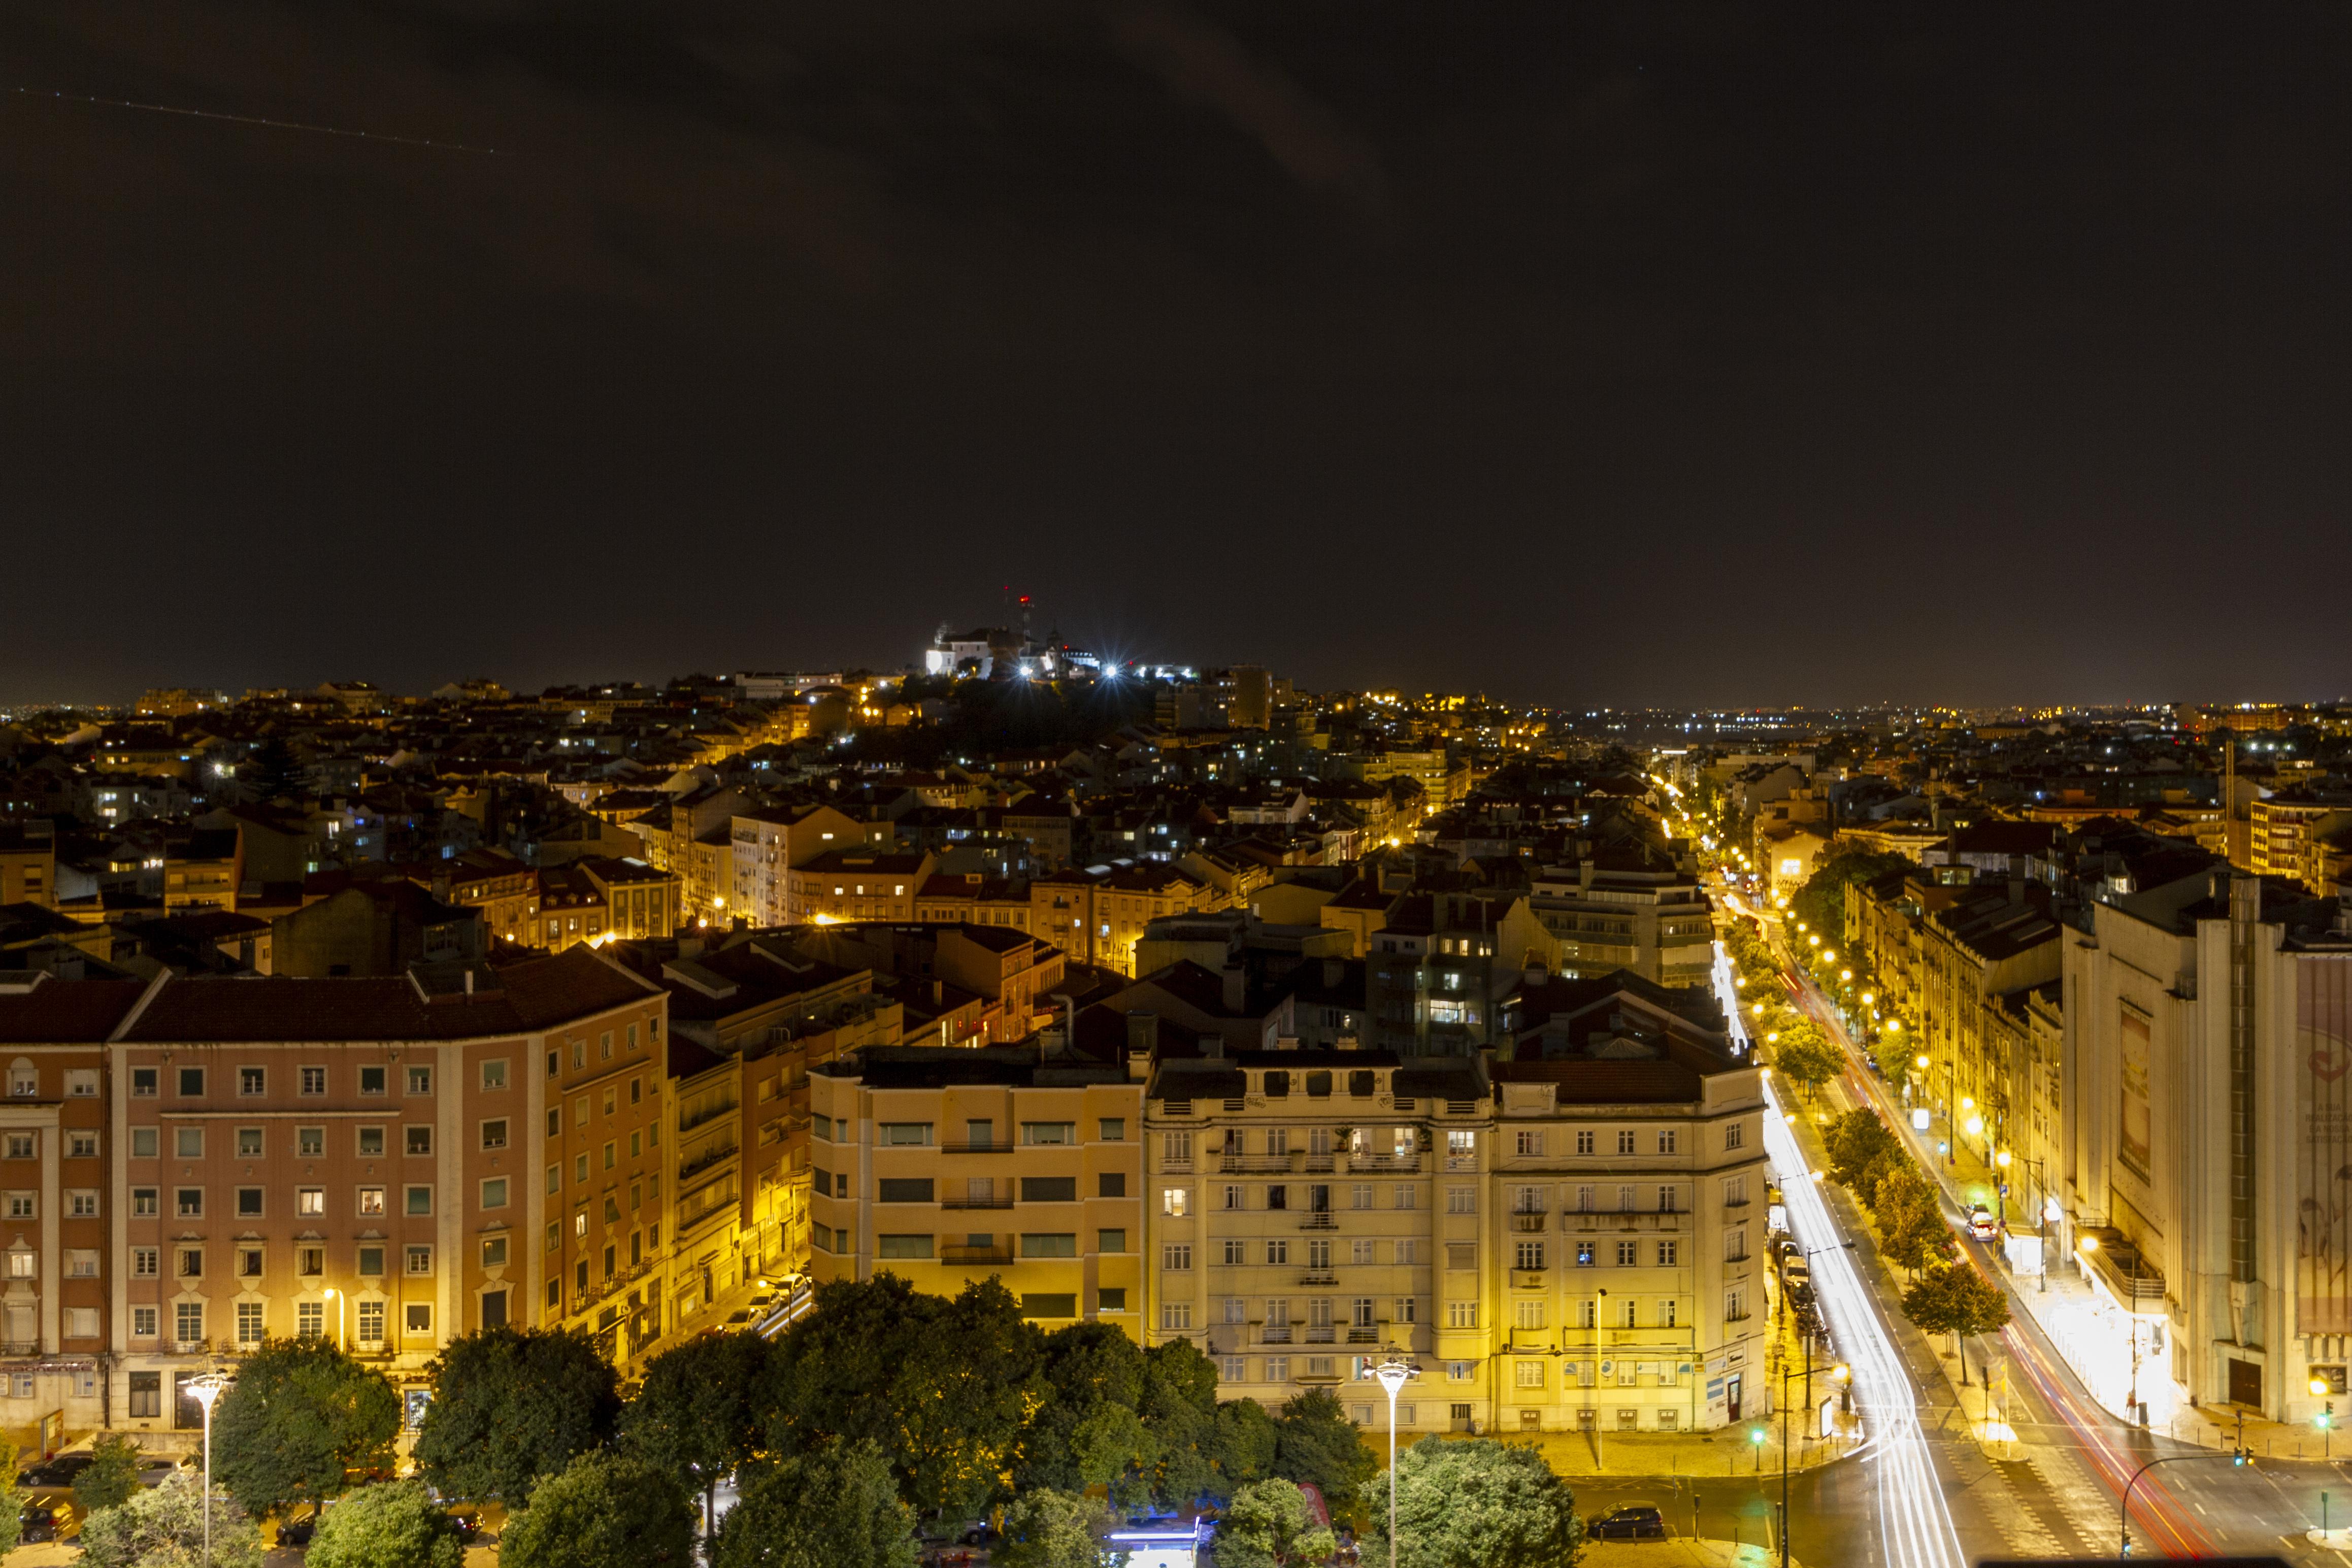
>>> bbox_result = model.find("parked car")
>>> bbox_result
[277,1513,318,1547]
[1966,1206,1999,1241]
[20,1454,94,1489]
[19,1504,60,1543]
[447,1508,484,1545]
[1591,1505,1667,1540]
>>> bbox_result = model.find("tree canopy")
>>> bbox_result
[1825,1108,1900,1191]
[78,1472,261,1568]
[1770,1021,1842,1099]
[413,1326,621,1506]
[995,1489,1130,1568]
[1268,1389,1375,1511]
[1356,1438,1582,1568]
[306,1478,467,1568]
[499,1451,697,1568]
[210,1337,402,1516]
[766,1273,1045,1520]
[73,1432,143,1517]
[1901,1265,2014,1384]
[710,1441,918,1568]
[1791,845,1910,951]
[623,1329,782,1528]
[1216,1479,1337,1568]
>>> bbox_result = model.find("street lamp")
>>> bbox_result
[189,1375,227,1568]
[1373,1358,1417,1568]
[322,1287,346,1351]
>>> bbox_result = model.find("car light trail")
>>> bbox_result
[1717,947,1967,1568]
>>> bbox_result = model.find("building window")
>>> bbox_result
[1725,1121,1745,1151]
[1160,1303,1192,1330]
[129,1371,162,1413]
[178,1067,206,1097]
[296,1302,324,1339]
[1661,1299,1678,1327]
[173,1127,203,1159]
[175,1301,204,1344]
[407,1303,433,1335]
[238,1066,266,1096]
[130,1069,158,1098]
[235,1127,262,1157]
[298,1126,323,1156]
[1657,1129,1678,1155]
[65,1189,97,1218]
[130,1128,158,1159]
[130,1188,157,1218]
[1515,1241,1545,1270]
[67,1131,97,1159]
[131,1246,158,1278]
[1021,1233,1078,1258]
[406,1246,433,1276]
[407,1066,433,1096]
[235,1188,262,1219]
[358,1066,386,1096]
[1446,1301,1477,1329]
[1163,1244,1192,1271]
[300,1066,326,1096]
[175,1188,203,1218]
[1446,1187,1475,1214]
[1659,1241,1679,1266]
[1162,1188,1189,1217]
[480,1119,508,1151]
[1514,1130,1543,1157]
[877,1235,933,1259]
[1515,1300,1544,1329]
[357,1300,386,1345]
[481,1178,509,1210]
[482,1059,509,1091]
[64,1307,97,1341]
[407,1126,433,1156]
[1515,1360,1544,1388]
[358,1187,385,1216]
[1658,1186,1678,1213]
[358,1126,386,1157]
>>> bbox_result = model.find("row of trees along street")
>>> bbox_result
[67,1273,1580,1566]
[1824,1107,2013,1385]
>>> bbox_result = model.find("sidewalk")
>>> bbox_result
[1781,948,2344,1461]
[1483,1421,1857,1481]
[1585,1541,1807,1568]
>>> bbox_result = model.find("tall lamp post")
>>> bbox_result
[189,1374,227,1568]
[1373,1357,1418,1568]
[322,1287,346,1350]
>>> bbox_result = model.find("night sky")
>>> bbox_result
[9,4,2351,708]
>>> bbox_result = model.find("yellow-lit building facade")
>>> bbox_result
[807,1048,1144,1332]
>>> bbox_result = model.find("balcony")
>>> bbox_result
[1294,1363,1344,1383]
[679,1098,739,1133]
[1566,1211,1685,1232]
[1220,1154,1298,1174]
[1512,1212,1548,1232]
[1259,1326,1294,1345]
[1511,1269,1547,1289]
[1299,1213,1338,1230]
[943,1245,1014,1264]
[1298,1271,1338,1287]
[171,1339,209,1355]
[1348,1327,1380,1344]
[1303,1326,1336,1345]
[1305,1156,1336,1174]
[1348,1153,1424,1174]
[941,1142,1017,1155]
[940,1196,1016,1210]
[678,1143,739,1183]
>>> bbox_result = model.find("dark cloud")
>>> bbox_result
[5,3,2351,706]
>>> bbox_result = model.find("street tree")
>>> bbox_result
[78,1472,262,1568]
[1140,1337,1224,1507]
[766,1273,1044,1518]
[210,1336,402,1518]
[1901,1265,2013,1385]
[1825,1109,1898,1190]
[413,1326,621,1507]
[1268,1388,1374,1509]
[1871,1164,1947,1276]
[499,1451,696,1568]
[1770,1022,1840,1100]
[1216,1479,1337,1568]
[622,1329,782,1535]
[710,1441,916,1568]
[1356,1438,1583,1568]
[996,1489,1130,1568]
[1017,1321,1147,1496]
[1211,1397,1279,1494]
[72,1432,143,1516]
[306,1478,467,1568]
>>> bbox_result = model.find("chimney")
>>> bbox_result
[1125,1010,1160,1057]
[1578,858,1596,891]
[1523,954,1547,987]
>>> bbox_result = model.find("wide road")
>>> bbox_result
[1765,911,2352,1562]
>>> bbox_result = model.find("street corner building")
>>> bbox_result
[0,944,695,1440]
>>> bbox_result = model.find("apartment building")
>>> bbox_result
[786,852,937,926]
[1142,975,1768,1436]
[1500,853,1717,989]
[2248,788,2352,893]
[806,1046,1144,1331]
[0,946,666,1440]
[728,806,890,927]
[1031,864,1218,976]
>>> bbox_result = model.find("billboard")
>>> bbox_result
[2117,1007,2152,1182]
[2298,957,2352,1335]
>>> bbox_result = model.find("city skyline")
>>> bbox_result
[10,7,2352,705]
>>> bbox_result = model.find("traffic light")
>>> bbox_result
[2233,1448,2247,1466]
